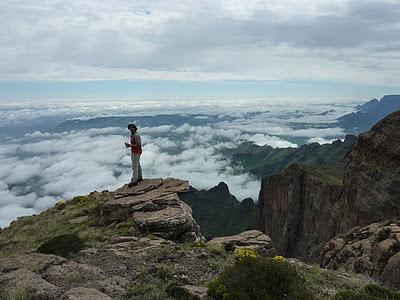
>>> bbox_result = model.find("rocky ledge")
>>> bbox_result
[102,178,202,242]
[321,221,400,290]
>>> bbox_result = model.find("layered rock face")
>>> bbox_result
[321,221,400,290]
[103,178,202,241]
[257,164,343,261]
[340,110,400,231]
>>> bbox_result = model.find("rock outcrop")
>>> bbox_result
[257,164,343,261]
[207,230,275,256]
[321,221,400,289]
[340,110,400,231]
[103,178,202,241]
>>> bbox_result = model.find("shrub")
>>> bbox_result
[233,248,256,261]
[208,257,314,300]
[375,228,391,242]
[71,195,92,205]
[37,234,83,257]
[54,200,66,210]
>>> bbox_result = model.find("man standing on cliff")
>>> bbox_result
[125,124,143,187]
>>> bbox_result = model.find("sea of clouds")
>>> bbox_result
[0,99,357,227]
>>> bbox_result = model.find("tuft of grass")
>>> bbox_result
[2,287,28,300]
[374,228,391,243]
[207,244,226,256]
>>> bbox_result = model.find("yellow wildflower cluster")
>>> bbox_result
[272,255,285,263]
[54,200,66,210]
[233,248,257,261]
[76,196,91,203]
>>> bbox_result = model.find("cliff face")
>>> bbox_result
[257,164,343,261]
[340,110,400,231]
[257,110,400,263]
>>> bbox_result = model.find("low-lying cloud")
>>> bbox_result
[0,124,282,227]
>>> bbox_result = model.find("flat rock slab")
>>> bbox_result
[65,287,112,300]
[0,268,61,299]
[0,253,66,273]
[208,230,275,256]
[103,178,201,242]
[114,178,164,197]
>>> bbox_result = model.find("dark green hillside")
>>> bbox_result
[181,183,257,239]
[224,135,356,177]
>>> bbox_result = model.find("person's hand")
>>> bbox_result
[125,142,131,148]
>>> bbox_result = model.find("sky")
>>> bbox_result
[1,0,400,101]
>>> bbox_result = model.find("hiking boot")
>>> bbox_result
[128,181,138,187]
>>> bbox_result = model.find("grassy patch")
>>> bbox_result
[332,284,400,300]
[1,287,28,300]
[0,192,137,256]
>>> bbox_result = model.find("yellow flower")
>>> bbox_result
[55,200,66,210]
[233,248,257,261]
[272,255,285,263]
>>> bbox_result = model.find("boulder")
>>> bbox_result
[382,252,400,290]
[103,178,202,242]
[208,230,275,256]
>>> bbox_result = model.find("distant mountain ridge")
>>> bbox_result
[224,134,357,178]
[337,94,400,134]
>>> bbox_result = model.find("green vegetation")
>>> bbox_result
[1,287,28,300]
[0,193,138,256]
[181,185,256,238]
[207,256,400,300]
[332,284,400,300]
[208,256,315,300]
[223,136,356,178]
[37,234,83,257]
[375,227,391,242]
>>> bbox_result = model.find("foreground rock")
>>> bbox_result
[0,235,231,299]
[103,178,202,241]
[321,221,400,290]
[208,230,275,256]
